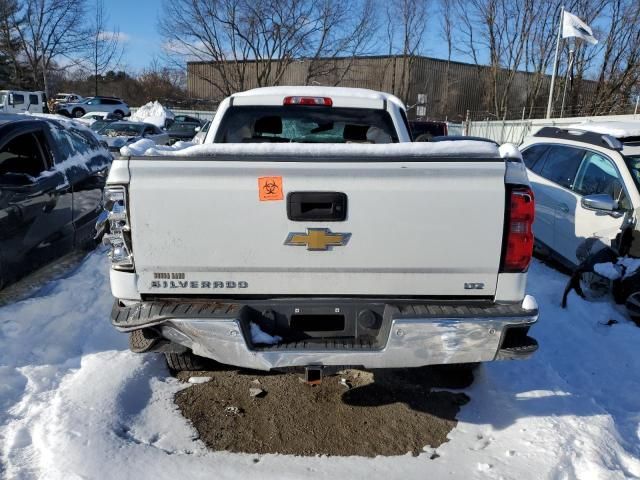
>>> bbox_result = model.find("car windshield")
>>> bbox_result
[214,106,398,144]
[99,123,144,137]
[90,120,111,131]
[167,122,197,132]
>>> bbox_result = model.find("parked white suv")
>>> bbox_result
[520,122,640,267]
[0,90,49,113]
[56,96,130,119]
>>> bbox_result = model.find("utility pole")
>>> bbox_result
[40,42,49,98]
[546,6,564,119]
[560,49,574,117]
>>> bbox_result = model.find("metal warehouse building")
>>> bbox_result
[187,55,557,121]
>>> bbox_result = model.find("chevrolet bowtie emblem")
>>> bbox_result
[284,228,351,251]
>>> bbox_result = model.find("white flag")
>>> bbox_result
[562,11,598,45]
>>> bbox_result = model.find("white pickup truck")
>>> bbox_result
[100,86,539,374]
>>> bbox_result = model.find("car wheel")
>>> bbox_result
[72,108,85,118]
[165,351,213,372]
[113,110,123,119]
[625,292,640,327]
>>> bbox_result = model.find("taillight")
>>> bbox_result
[98,185,134,271]
[501,186,535,273]
[283,96,333,106]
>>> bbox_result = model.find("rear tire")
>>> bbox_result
[165,351,210,372]
[72,108,85,118]
[113,110,123,119]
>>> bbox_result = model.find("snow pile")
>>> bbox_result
[1,255,640,478]
[594,262,624,280]
[250,323,282,345]
[130,101,174,128]
[498,143,522,160]
[120,139,193,157]
[120,139,501,159]
[567,121,640,138]
[21,112,100,139]
[594,256,640,281]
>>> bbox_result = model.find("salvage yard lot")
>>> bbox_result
[1,250,639,479]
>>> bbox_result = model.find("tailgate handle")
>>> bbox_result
[287,192,347,221]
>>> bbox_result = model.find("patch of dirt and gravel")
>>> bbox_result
[174,365,473,457]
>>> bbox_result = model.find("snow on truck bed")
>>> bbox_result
[1,253,639,479]
[121,138,506,159]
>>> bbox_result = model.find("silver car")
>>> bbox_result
[97,121,170,153]
[56,96,131,119]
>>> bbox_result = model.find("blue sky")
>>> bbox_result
[104,0,453,71]
[108,0,164,71]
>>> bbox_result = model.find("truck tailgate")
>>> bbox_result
[128,159,506,297]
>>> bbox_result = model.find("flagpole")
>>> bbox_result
[546,6,564,119]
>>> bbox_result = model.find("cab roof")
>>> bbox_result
[231,86,405,110]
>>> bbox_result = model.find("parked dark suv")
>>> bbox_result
[0,114,112,289]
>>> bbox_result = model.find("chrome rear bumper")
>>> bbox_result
[112,297,538,371]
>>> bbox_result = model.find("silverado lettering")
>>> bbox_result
[150,280,248,289]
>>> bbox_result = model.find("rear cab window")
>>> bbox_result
[214,106,399,144]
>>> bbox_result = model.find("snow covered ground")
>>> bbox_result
[1,252,639,479]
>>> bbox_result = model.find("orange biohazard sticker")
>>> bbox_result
[258,176,284,201]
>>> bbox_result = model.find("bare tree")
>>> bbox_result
[303,0,377,86]
[87,0,124,96]
[159,0,379,99]
[454,0,537,118]
[8,0,89,94]
[581,0,640,115]
[0,0,24,87]
[384,0,429,105]
[439,0,454,116]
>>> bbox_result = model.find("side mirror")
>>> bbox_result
[581,194,618,212]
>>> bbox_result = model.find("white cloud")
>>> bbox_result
[98,31,130,43]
